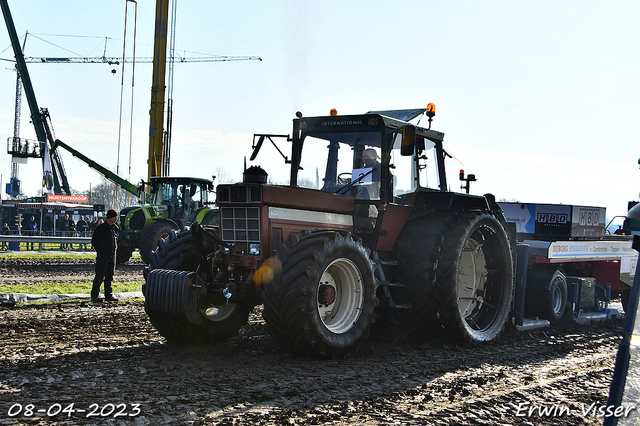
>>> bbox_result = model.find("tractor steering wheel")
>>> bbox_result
[337,172,351,186]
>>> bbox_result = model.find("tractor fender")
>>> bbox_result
[192,207,219,225]
[409,189,489,220]
[161,218,183,230]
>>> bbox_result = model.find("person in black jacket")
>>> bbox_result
[90,209,119,302]
[1,222,10,250]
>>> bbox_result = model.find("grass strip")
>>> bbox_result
[0,252,140,260]
[0,281,144,295]
[1,253,96,260]
[14,297,145,307]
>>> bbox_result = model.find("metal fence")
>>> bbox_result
[0,234,93,252]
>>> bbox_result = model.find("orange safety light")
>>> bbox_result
[426,103,436,118]
[330,108,338,116]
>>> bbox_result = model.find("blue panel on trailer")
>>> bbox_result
[499,202,606,240]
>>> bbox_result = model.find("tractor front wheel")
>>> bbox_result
[139,221,178,264]
[116,245,133,264]
[145,227,251,344]
[261,230,378,358]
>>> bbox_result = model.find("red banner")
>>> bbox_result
[46,194,89,202]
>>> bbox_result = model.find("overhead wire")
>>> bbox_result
[115,0,136,208]
[127,1,138,199]
[26,33,83,57]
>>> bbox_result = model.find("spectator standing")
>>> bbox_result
[68,216,76,250]
[26,216,37,250]
[77,216,89,250]
[89,216,98,232]
[90,209,119,302]
[1,222,10,250]
[58,213,70,249]
[43,216,53,235]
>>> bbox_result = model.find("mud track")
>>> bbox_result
[0,257,631,425]
[0,257,144,285]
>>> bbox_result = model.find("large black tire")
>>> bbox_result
[148,227,199,272]
[526,268,568,322]
[146,227,251,344]
[139,221,178,264]
[261,230,379,358]
[392,212,454,338]
[116,245,133,265]
[435,213,514,344]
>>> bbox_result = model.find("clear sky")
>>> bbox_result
[0,1,638,224]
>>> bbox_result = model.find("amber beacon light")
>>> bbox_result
[426,103,436,118]
[424,103,436,129]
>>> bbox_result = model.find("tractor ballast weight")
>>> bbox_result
[143,107,515,357]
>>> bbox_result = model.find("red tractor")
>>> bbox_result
[143,106,514,358]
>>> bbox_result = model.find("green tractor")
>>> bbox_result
[117,176,218,264]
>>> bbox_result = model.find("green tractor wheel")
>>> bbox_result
[139,221,178,264]
[116,246,134,264]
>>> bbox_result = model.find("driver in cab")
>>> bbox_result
[362,148,381,183]
[355,148,381,200]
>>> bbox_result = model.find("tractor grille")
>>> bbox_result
[129,209,146,230]
[220,207,260,255]
[120,207,145,230]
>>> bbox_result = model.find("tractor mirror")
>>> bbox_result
[250,135,265,161]
[401,125,416,156]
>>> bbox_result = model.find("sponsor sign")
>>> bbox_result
[46,194,89,202]
[548,240,637,261]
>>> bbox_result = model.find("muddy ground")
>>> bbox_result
[0,257,635,425]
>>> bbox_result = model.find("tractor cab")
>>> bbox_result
[293,107,448,205]
[149,177,214,221]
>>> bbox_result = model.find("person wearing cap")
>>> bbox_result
[361,148,382,199]
[90,209,119,302]
[363,148,381,181]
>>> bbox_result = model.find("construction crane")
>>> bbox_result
[8,49,261,184]
[6,30,27,198]
[3,48,260,195]
[22,55,261,64]
[21,52,261,181]
[3,1,261,195]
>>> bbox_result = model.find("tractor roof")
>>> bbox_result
[299,112,445,143]
[149,177,213,184]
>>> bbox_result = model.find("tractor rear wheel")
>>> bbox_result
[393,212,453,338]
[139,221,178,264]
[261,230,378,358]
[146,227,250,343]
[435,213,514,344]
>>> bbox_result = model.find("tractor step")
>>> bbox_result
[372,251,409,309]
